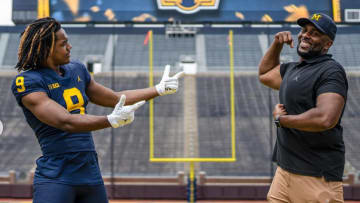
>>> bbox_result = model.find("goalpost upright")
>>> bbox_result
[147,29,237,202]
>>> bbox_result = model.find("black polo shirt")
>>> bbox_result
[273,54,348,181]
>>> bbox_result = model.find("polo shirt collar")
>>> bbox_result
[301,54,333,64]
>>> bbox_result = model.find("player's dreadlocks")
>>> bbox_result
[15,17,61,72]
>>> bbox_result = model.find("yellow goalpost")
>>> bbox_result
[147,30,236,202]
[147,30,236,163]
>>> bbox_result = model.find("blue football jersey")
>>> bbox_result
[12,61,95,156]
[12,61,103,185]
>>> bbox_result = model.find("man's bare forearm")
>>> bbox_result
[117,87,158,105]
[259,41,283,76]
[60,114,111,133]
[279,108,334,132]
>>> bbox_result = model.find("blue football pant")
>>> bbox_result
[33,183,108,203]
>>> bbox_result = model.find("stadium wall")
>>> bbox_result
[1,184,360,200]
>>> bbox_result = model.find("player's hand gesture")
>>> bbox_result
[107,95,145,128]
[274,31,294,48]
[155,65,185,96]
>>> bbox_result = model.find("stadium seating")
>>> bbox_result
[205,34,263,70]
[197,75,276,176]
[1,32,360,71]
[331,33,360,68]
[2,33,20,67]
[68,34,108,62]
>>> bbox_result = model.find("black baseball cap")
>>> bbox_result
[297,13,337,40]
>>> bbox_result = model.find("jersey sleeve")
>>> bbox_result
[11,73,48,106]
[315,67,348,99]
[83,64,91,86]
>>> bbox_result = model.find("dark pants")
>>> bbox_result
[33,182,108,203]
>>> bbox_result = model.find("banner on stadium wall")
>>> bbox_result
[50,0,332,23]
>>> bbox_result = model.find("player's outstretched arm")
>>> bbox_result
[22,92,145,132]
[258,31,294,90]
[86,65,184,108]
[86,78,157,107]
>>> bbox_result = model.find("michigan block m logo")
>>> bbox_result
[311,14,322,21]
[157,0,220,14]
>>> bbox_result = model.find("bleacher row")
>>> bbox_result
[0,74,360,182]
[1,32,360,70]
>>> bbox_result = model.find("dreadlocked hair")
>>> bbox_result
[15,17,61,72]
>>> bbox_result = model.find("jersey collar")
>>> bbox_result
[40,66,69,80]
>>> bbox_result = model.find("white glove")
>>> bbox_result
[155,65,185,96]
[107,95,145,128]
